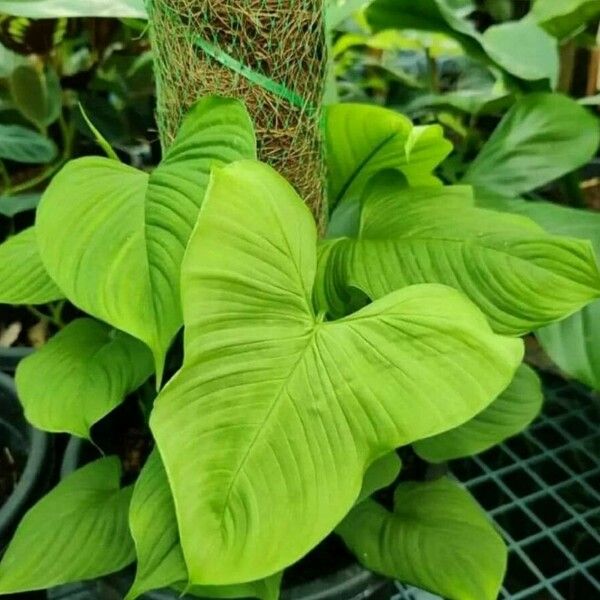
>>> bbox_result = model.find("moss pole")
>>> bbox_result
[148,0,329,228]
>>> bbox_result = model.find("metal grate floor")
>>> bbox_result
[393,371,600,600]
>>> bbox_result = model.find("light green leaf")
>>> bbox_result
[358,451,402,503]
[36,97,256,379]
[475,193,600,391]
[0,227,63,304]
[0,124,57,164]
[0,457,134,594]
[127,451,186,599]
[481,19,558,86]
[319,175,600,334]
[463,94,600,195]
[337,478,506,600]
[414,363,543,462]
[532,0,600,39]
[0,192,41,217]
[15,318,153,438]
[127,450,281,600]
[325,103,451,211]
[150,159,522,585]
[10,65,62,129]
[0,0,147,18]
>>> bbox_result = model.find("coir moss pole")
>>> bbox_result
[148,0,329,225]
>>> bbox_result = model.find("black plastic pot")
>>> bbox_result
[0,370,51,551]
[0,345,33,374]
[49,565,393,600]
[50,437,394,600]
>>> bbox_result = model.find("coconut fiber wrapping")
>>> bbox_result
[149,0,329,223]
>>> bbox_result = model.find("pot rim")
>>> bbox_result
[0,371,50,535]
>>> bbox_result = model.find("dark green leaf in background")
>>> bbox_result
[0,124,57,163]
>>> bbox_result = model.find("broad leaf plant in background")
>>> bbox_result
[0,2,599,600]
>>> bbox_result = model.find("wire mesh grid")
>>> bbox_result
[392,371,600,600]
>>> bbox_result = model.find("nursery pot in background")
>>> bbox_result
[50,437,395,600]
[0,345,33,375]
[0,370,50,551]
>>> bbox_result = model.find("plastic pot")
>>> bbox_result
[0,345,33,374]
[50,438,394,600]
[0,371,50,550]
[49,565,394,600]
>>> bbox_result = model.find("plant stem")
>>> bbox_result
[0,160,11,193]
[49,300,66,328]
[425,47,439,93]
[26,303,65,329]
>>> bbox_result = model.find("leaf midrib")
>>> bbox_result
[216,323,318,536]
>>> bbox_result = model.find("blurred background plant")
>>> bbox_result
[0,10,155,356]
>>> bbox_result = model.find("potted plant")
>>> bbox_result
[0,90,598,599]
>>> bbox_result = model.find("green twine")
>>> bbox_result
[191,34,314,112]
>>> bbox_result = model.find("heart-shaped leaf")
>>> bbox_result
[16,318,153,439]
[326,103,451,212]
[0,227,63,304]
[0,457,134,594]
[150,159,522,584]
[36,97,256,379]
[318,174,600,334]
[463,94,600,195]
[337,478,506,600]
[0,124,57,163]
[481,19,558,86]
[10,65,62,129]
[414,363,543,462]
[127,451,282,600]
